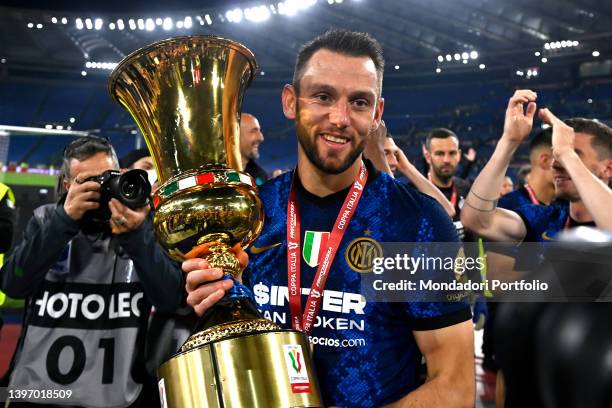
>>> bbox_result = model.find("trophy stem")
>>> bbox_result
[180,234,280,352]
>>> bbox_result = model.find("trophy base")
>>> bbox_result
[158,330,323,408]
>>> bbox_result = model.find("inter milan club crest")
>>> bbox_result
[345,237,384,273]
[302,231,330,267]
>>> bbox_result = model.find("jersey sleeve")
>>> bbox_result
[514,203,560,242]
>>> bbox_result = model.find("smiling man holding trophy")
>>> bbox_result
[178,30,475,408]
[110,36,322,407]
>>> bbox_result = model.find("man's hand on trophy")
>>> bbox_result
[183,249,249,316]
[109,198,150,234]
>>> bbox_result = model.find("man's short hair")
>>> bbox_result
[425,128,458,150]
[565,118,612,159]
[292,29,384,96]
[529,128,552,154]
[61,136,119,179]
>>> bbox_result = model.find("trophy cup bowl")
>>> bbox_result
[109,36,322,407]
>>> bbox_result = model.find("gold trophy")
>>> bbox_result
[109,36,322,407]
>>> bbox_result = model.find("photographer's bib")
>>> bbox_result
[9,211,149,407]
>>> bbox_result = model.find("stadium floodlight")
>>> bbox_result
[587,98,593,104]
[437,55,444,62]
[163,17,173,30]
[278,1,299,16]
[94,18,103,30]
[56,125,64,130]
[85,18,93,30]
[27,22,34,28]
[61,17,68,24]
[561,40,567,47]
[70,117,76,123]
[45,124,53,129]
[462,59,468,64]
[117,19,125,30]
[36,23,43,29]
[535,51,541,56]
[51,17,58,24]
[260,71,265,75]
[184,16,193,28]
[541,57,548,63]
[573,41,579,46]
[436,68,441,73]
[479,64,485,69]
[81,71,87,76]
[544,43,550,50]
[109,22,116,30]
[592,50,600,57]
[461,52,469,60]
[454,53,461,61]
[470,50,478,59]
[85,61,92,68]
[145,18,155,31]
[176,21,184,28]
[394,65,399,70]
[445,54,452,61]
[128,19,136,30]
[205,14,212,25]
[156,17,163,25]
[137,19,145,30]
[516,70,524,76]
[226,8,243,23]
[245,6,271,22]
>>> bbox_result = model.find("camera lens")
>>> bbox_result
[113,169,151,209]
[121,181,138,198]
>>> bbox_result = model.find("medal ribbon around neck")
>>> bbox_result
[286,162,368,335]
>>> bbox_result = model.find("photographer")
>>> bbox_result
[0,136,183,407]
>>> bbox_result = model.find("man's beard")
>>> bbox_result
[295,113,366,175]
[432,165,456,184]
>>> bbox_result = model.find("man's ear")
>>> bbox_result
[538,152,552,170]
[281,84,297,120]
[423,147,431,165]
[604,158,612,181]
[372,97,385,131]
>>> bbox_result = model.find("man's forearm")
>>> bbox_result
[560,152,612,229]
[118,225,184,312]
[386,374,473,408]
[463,139,516,230]
[398,162,455,218]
